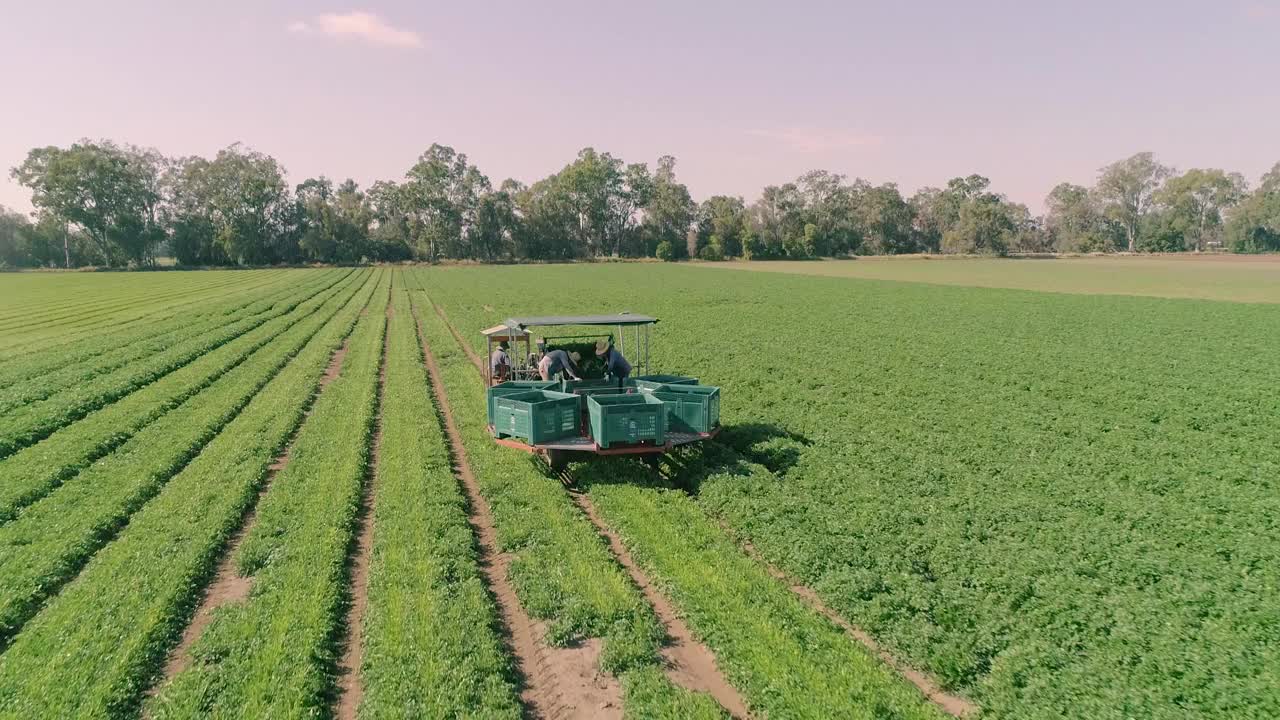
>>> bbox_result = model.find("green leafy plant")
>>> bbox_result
[0,271,378,718]
[420,261,1280,719]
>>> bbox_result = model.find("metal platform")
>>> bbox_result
[489,425,720,456]
[668,428,721,447]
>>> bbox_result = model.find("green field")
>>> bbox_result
[0,261,1275,719]
[707,255,1280,303]
[422,263,1280,719]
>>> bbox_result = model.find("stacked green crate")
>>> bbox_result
[648,384,720,433]
[486,380,557,427]
[492,389,580,443]
[587,394,667,448]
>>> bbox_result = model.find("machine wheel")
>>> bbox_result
[547,449,570,473]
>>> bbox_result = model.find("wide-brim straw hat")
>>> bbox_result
[594,339,609,356]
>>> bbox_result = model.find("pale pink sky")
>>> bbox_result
[2,0,1278,214]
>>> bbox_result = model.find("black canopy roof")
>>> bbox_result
[502,314,658,329]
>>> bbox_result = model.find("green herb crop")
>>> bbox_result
[356,280,522,718]
[0,270,368,648]
[0,270,376,718]
[148,271,390,717]
[409,270,726,719]
[0,260,1274,720]
[420,262,1280,719]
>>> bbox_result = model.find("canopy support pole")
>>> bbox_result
[485,335,492,387]
[645,325,650,375]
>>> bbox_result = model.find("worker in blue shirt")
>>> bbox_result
[595,339,632,387]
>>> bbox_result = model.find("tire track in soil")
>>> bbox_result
[413,299,623,720]
[567,488,751,719]
[429,299,485,373]
[332,300,391,719]
[735,538,977,718]
[150,337,354,697]
[424,294,748,718]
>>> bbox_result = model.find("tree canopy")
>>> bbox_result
[6,140,1278,268]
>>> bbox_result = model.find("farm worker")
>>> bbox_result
[490,341,511,382]
[539,349,582,381]
[595,339,632,386]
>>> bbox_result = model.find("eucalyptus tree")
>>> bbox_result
[1225,162,1280,252]
[1154,168,1247,251]
[1094,152,1173,252]
[11,140,164,266]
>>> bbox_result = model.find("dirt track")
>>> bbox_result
[333,300,391,719]
[152,335,356,698]
[737,538,976,718]
[414,300,623,719]
[570,490,750,718]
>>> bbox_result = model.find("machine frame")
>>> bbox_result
[482,313,719,471]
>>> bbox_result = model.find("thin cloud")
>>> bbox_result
[287,11,423,49]
[748,127,884,153]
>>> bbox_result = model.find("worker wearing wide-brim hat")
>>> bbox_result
[595,339,631,387]
[539,348,582,382]
[490,341,513,382]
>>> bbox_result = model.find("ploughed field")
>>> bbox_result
[0,263,1273,719]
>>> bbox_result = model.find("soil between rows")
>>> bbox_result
[333,299,392,719]
[737,538,976,718]
[151,336,355,697]
[412,299,623,719]
[568,489,750,719]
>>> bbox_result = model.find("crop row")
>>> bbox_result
[0,270,380,718]
[408,273,726,719]
[419,262,1280,719]
[0,269,300,360]
[0,267,262,333]
[0,270,367,523]
[147,271,390,717]
[0,270,369,649]
[0,268,342,392]
[0,272,354,459]
[355,280,521,717]
[0,269,336,388]
[0,268,287,319]
[0,268,294,334]
[0,268,271,333]
[0,269,290,352]
[576,457,945,719]
[0,270,349,410]
[418,272,945,719]
[0,265,279,319]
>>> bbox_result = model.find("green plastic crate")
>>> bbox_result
[632,374,699,387]
[651,384,721,433]
[563,377,636,410]
[587,394,667,448]
[487,380,557,427]
[492,390,580,444]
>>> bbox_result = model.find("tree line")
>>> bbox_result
[2,140,1279,268]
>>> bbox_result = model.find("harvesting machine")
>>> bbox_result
[482,313,721,472]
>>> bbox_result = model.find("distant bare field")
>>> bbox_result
[703,255,1280,303]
